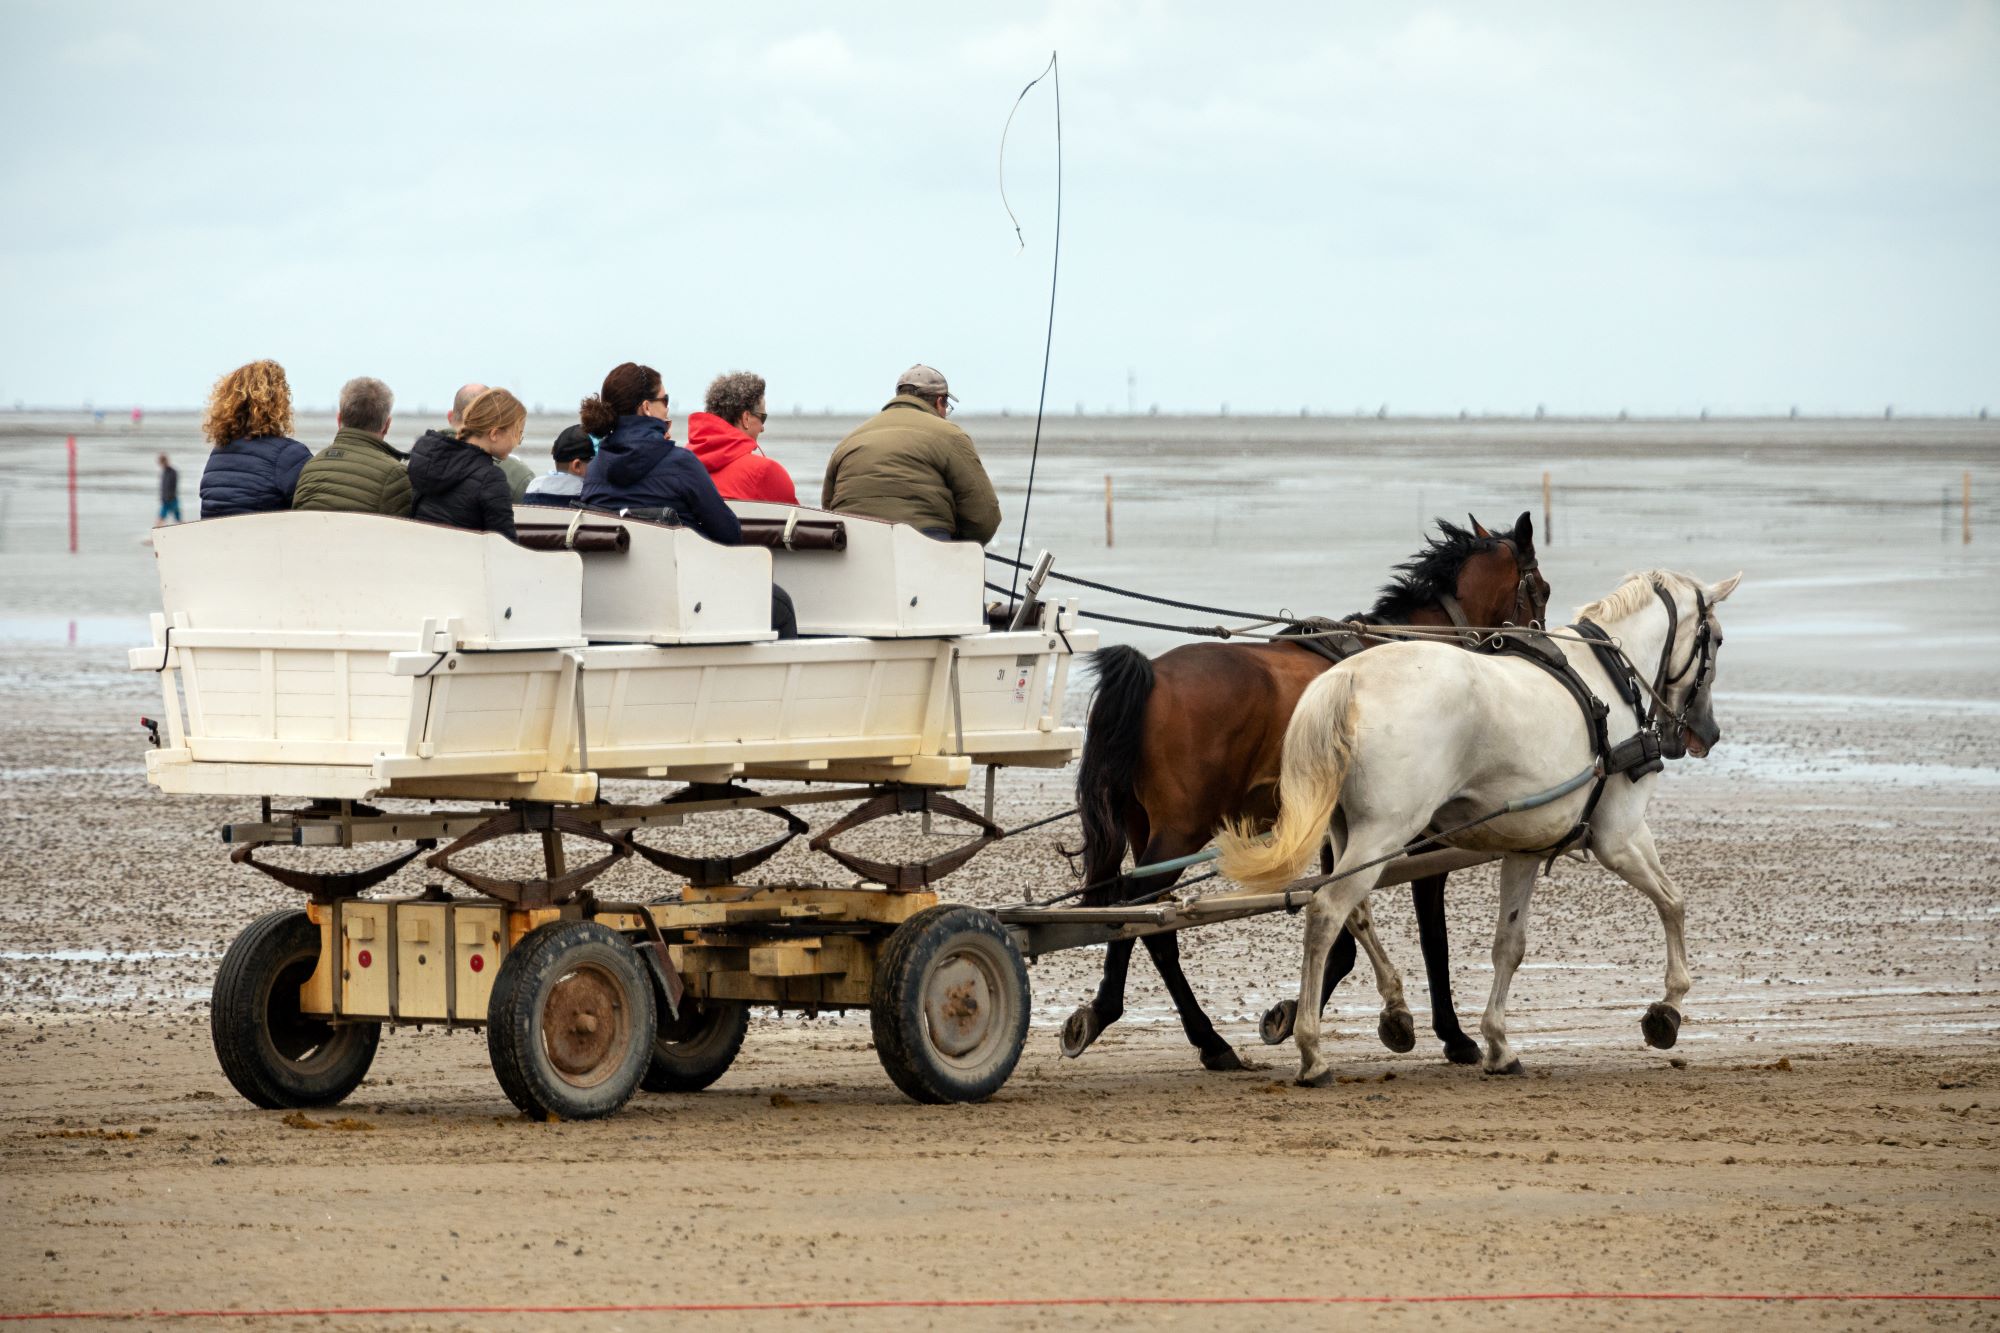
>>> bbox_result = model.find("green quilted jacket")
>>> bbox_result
[292,428,413,517]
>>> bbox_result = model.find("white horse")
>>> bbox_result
[1216,569,1741,1085]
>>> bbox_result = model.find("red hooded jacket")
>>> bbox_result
[684,412,799,504]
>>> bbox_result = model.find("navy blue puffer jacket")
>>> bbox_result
[199,435,311,518]
[580,415,741,544]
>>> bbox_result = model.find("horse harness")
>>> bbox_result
[1282,536,1548,667]
[1483,580,1716,856]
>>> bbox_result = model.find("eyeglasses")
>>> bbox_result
[647,391,670,407]
[745,406,767,423]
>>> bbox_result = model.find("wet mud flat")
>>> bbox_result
[0,416,1996,1326]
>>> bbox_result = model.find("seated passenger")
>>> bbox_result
[293,376,412,516]
[416,382,536,502]
[686,371,798,503]
[521,425,595,507]
[579,362,795,639]
[578,362,741,544]
[822,364,1000,544]
[198,359,311,518]
[408,388,523,540]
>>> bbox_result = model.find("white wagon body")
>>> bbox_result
[130,506,1093,802]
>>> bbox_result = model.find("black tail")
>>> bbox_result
[1076,646,1155,895]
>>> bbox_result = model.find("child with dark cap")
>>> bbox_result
[521,425,596,507]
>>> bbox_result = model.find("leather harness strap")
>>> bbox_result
[1485,590,1694,855]
[1572,621,1647,728]
[1276,616,1370,666]
[1482,630,1615,856]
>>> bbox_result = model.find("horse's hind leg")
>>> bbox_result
[1412,874,1479,1065]
[1592,822,1691,1050]
[1140,931,1245,1071]
[1060,937,1134,1059]
[1295,839,1398,1088]
[1342,899,1416,1053]
[1261,842,1355,1046]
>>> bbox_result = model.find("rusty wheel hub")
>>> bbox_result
[541,964,628,1087]
[923,952,998,1061]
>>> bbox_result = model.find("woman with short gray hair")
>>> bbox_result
[685,370,799,504]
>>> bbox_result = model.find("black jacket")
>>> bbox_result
[407,431,517,540]
[579,415,741,544]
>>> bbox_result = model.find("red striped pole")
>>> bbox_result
[66,435,77,553]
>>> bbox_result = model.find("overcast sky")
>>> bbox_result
[2,2,1995,417]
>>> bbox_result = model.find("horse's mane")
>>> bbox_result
[1575,570,1680,624]
[1363,520,1503,621]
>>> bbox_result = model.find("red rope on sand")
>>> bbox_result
[3,1292,1997,1322]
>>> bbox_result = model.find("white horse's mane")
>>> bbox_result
[1575,570,1683,624]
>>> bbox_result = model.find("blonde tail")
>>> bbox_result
[1216,671,1359,890]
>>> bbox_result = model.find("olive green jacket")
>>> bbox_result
[821,396,1001,544]
[292,428,413,517]
[498,453,534,502]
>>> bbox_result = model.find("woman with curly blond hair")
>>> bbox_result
[197,359,310,518]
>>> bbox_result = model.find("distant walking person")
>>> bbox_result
[197,360,310,518]
[686,371,798,503]
[409,388,524,540]
[414,383,536,502]
[822,365,1000,543]
[293,377,412,516]
[155,454,181,526]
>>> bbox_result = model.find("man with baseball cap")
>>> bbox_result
[821,364,1000,544]
[521,424,596,507]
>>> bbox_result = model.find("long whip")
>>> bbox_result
[999,50,1061,604]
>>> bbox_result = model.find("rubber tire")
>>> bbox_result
[870,905,1030,1105]
[211,909,379,1110]
[640,999,750,1093]
[487,920,656,1121]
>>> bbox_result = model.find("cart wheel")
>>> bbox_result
[211,909,379,1110]
[870,905,1030,1104]
[487,921,656,1121]
[640,999,750,1093]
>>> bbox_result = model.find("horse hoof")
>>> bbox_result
[1059,1006,1107,1059]
[1642,1003,1682,1050]
[1377,1009,1417,1054]
[1201,1045,1248,1073]
[1260,1000,1297,1046]
[1484,1059,1525,1077]
[1296,1067,1335,1088]
[1442,1039,1481,1066]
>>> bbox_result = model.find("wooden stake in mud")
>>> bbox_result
[1541,470,1552,545]
[1104,474,1114,548]
[1966,472,1974,545]
[65,434,77,552]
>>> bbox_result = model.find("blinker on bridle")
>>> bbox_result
[1651,581,1719,756]
[1498,537,1548,630]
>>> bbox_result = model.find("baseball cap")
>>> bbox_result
[896,364,955,401]
[552,424,596,465]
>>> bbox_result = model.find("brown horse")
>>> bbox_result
[1064,512,1549,1070]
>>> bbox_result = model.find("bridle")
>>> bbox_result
[1648,579,1719,758]
[1434,536,1547,637]
[1500,537,1548,630]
